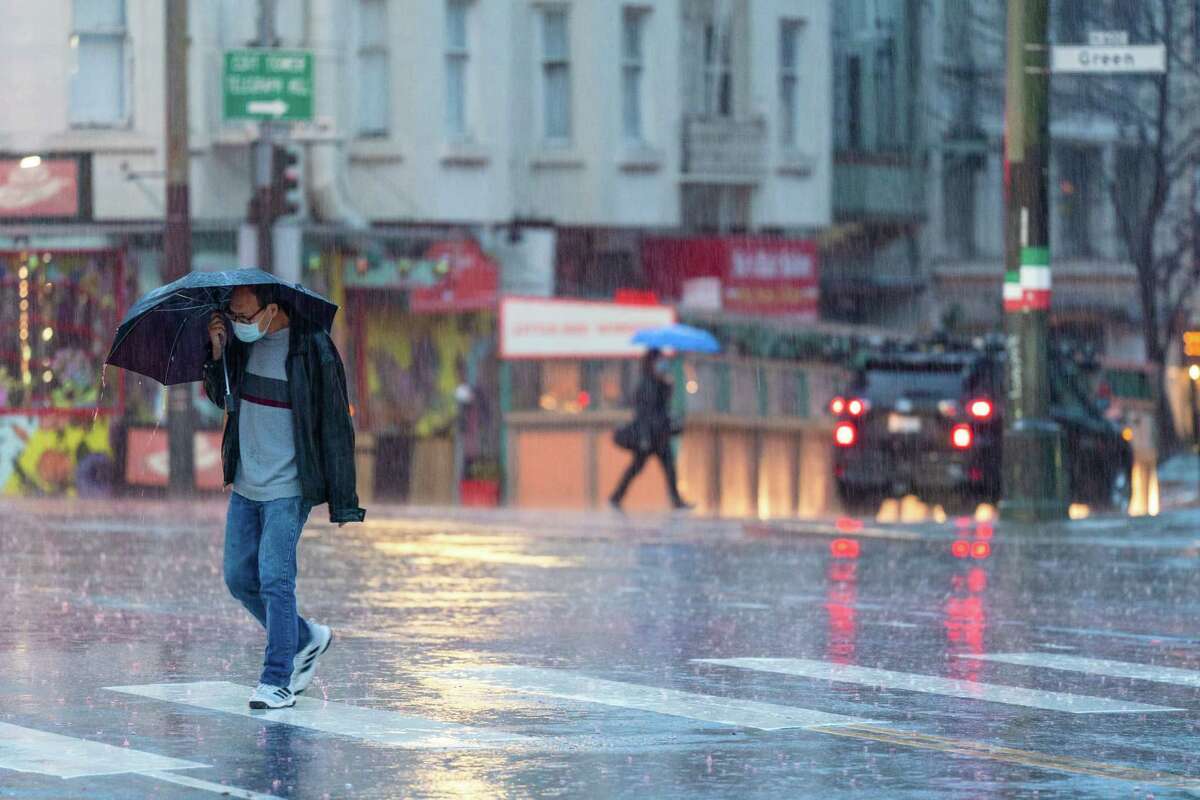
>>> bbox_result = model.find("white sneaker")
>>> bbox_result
[249,683,295,710]
[289,622,332,695]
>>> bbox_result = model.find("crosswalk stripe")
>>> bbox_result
[105,681,531,749]
[696,658,1183,714]
[0,722,281,799]
[448,665,875,731]
[0,721,206,779]
[963,652,1200,688]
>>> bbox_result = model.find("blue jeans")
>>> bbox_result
[223,492,313,688]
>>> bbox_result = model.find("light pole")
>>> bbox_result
[999,0,1068,521]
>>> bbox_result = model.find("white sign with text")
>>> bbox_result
[500,297,676,359]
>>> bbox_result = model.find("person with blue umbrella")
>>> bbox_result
[609,347,695,512]
[107,269,364,710]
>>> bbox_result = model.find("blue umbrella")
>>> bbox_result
[105,269,337,390]
[631,323,720,354]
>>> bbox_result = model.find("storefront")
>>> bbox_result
[499,295,844,517]
[0,248,125,495]
[342,236,502,505]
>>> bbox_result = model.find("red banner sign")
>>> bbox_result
[642,237,819,318]
[0,158,80,218]
[409,240,499,313]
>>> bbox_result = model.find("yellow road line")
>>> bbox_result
[813,723,1200,789]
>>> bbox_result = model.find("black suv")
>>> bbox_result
[831,343,1132,512]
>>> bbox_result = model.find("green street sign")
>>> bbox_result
[223,49,313,122]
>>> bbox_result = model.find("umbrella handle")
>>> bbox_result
[223,358,232,406]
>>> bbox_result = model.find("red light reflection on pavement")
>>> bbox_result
[945,521,992,682]
[825,554,858,665]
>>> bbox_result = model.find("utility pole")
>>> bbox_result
[165,0,195,496]
[254,0,277,272]
[999,0,1067,521]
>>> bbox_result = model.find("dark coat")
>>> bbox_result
[632,375,674,451]
[202,319,366,524]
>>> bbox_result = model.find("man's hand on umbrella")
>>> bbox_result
[208,313,227,361]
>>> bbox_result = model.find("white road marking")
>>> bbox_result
[696,658,1183,714]
[448,665,875,731]
[142,771,284,799]
[0,721,205,779]
[0,722,281,798]
[106,681,530,748]
[964,652,1200,688]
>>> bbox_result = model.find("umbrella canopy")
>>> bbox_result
[631,323,720,354]
[105,269,337,386]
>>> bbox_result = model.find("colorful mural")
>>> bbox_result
[0,414,113,496]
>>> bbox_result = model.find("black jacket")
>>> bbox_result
[202,320,366,524]
[632,375,674,451]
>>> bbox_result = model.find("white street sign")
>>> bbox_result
[1088,31,1128,46]
[1051,44,1166,74]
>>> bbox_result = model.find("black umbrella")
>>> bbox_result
[105,269,337,392]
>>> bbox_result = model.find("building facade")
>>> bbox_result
[0,0,832,498]
[830,0,1148,361]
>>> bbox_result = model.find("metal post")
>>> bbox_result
[165,0,195,496]
[999,0,1067,521]
[255,0,277,272]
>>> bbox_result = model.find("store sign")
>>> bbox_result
[642,237,820,319]
[410,240,499,313]
[0,157,80,218]
[125,428,224,490]
[500,297,675,359]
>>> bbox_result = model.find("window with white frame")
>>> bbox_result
[69,0,128,126]
[621,8,648,143]
[540,7,572,142]
[445,0,472,140]
[703,21,732,117]
[357,0,390,137]
[779,20,802,147]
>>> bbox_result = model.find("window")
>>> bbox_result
[445,0,472,140]
[69,0,127,126]
[703,22,733,117]
[846,56,862,150]
[874,38,897,149]
[541,8,572,142]
[356,0,390,137]
[943,156,978,259]
[1056,145,1098,259]
[621,8,647,143]
[779,20,802,147]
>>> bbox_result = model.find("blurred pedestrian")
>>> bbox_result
[204,284,365,710]
[609,348,692,511]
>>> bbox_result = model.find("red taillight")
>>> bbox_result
[968,398,993,420]
[971,541,991,559]
[951,540,970,558]
[830,396,846,415]
[847,398,869,417]
[834,422,857,447]
[951,424,973,449]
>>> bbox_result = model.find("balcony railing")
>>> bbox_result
[682,116,768,180]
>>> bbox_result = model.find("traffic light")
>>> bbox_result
[270,143,304,221]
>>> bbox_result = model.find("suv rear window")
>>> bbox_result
[856,366,968,404]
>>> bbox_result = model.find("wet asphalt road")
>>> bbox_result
[4,499,1200,799]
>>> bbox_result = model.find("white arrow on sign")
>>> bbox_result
[246,99,289,116]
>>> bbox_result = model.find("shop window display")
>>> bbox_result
[0,250,123,496]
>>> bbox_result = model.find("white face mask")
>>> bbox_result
[232,307,274,343]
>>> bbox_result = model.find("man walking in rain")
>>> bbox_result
[205,284,365,709]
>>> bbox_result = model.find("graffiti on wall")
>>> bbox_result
[0,414,113,496]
